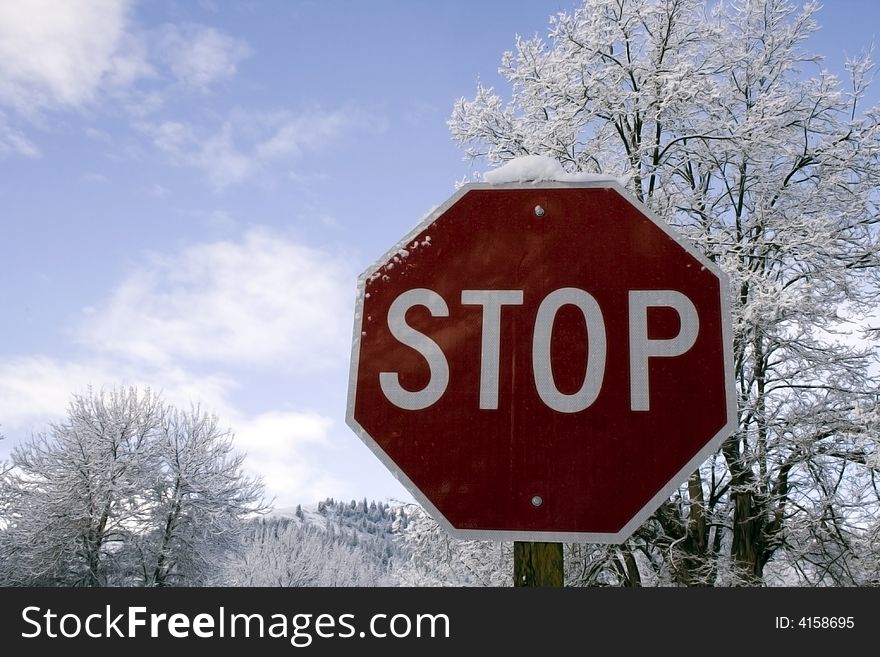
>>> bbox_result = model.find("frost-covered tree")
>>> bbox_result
[0,388,164,585]
[450,0,880,585]
[393,505,512,586]
[129,406,267,586]
[222,517,394,586]
[0,387,265,586]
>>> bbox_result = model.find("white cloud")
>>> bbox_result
[195,121,256,187]
[0,112,40,158]
[255,111,350,160]
[149,120,189,152]
[0,355,234,433]
[142,108,365,188]
[157,23,250,90]
[234,411,348,505]
[0,4,356,180]
[0,0,147,115]
[0,357,96,430]
[78,228,353,371]
[143,118,248,187]
[0,3,251,157]
[0,3,250,116]
[0,355,344,506]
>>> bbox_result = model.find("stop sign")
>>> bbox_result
[347,182,736,542]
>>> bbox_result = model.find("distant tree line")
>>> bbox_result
[223,500,406,586]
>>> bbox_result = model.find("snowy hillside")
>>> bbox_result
[219,498,412,586]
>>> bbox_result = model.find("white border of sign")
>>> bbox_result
[346,181,737,544]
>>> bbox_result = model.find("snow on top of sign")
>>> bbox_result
[483,155,619,184]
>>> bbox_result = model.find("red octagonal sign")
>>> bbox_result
[347,182,736,542]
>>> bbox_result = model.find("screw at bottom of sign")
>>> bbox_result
[531,495,543,507]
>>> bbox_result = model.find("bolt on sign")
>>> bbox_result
[346,182,736,543]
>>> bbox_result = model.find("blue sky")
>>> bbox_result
[1,0,878,509]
